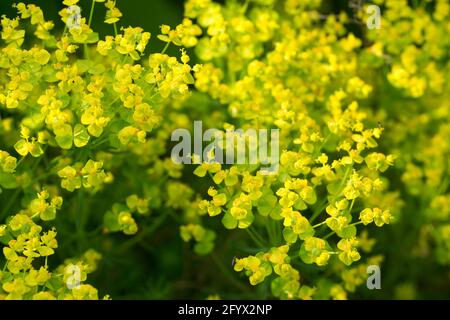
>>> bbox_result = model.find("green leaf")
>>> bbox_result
[86,32,100,44]
[37,246,54,256]
[327,181,341,195]
[40,207,56,221]
[222,212,238,229]
[46,275,63,291]
[337,224,357,239]
[203,230,216,242]
[0,54,10,68]
[89,63,105,75]
[14,139,29,156]
[302,188,317,205]
[294,198,307,210]
[180,228,191,242]
[54,124,73,149]
[194,241,214,255]
[0,172,18,189]
[283,227,298,244]
[299,244,313,264]
[104,211,121,232]
[224,174,238,186]
[269,205,283,220]
[76,59,93,73]
[29,143,44,157]
[256,193,277,217]
[270,277,284,297]
[298,226,315,240]
[193,165,207,177]
[73,124,90,148]
[55,134,73,150]
[184,73,195,84]
[237,213,255,229]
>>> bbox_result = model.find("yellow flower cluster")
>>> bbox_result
[1,0,202,299]
[0,205,102,299]
[0,0,449,300]
[185,0,400,299]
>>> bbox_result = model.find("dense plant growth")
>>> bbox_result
[0,0,449,299]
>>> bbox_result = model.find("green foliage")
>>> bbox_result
[0,0,449,300]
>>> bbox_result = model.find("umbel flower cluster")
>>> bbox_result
[0,0,449,300]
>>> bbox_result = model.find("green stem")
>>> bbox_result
[323,231,335,240]
[270,218,279,245]
[265,221,275,246]
[0,189,21,221]
[88,0,96,27]
[75,189,86,252]
[117,211,169,252]
[275,219,282,243]
[211,253,249,292]
[348,198,356,215]
[245,228,261,247]
[312,221,327,228]
[161,42,170,54]
[30,172,53,185]
[252,226,268,245]
[16,156,26,168]
[339,166,352,191]
[245,228,267,248]
[310,197,328,223]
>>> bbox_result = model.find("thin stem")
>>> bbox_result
[310,197,328,223]
[350,221,364,227]
[16,156,26,168]
[0,189,21,221]
[270,218,279,245]
[339,166,352,191]
[242,0,250,13]
[30,172,53,185]
[275,219,282,243]
[312,221,327,228]
[348,198,356,215]
[251,226,268,245]
[84,5,93,61]
[75,189,86,252]
[323,231,335,240]
[84,46,89,59]
[265,222,275,245]
[245,228,266,248]
[117,211,169,252]
[88,0,96,27]
[211,253,249,292]
[161,42,170,54]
